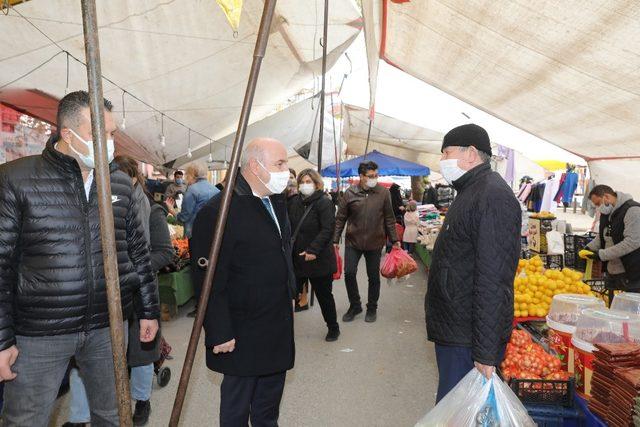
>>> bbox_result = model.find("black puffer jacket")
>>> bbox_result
[0,140,160,351]
[288,191,337,279]
[425,163,521,366]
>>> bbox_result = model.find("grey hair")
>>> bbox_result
[241,142,266,169]
[186,162,208,179]
[459,146,492,163]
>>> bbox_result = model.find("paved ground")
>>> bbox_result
[51,252,437,427]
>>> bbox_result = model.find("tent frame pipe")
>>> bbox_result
[168,1,278,425]
[79,1,132,424]
[330,90,340,188]
[363,118,373,159]
[317,0,329,172]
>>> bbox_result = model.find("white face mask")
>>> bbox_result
[439,159,467,185]
[366,178,378,188]
[68,129,115,169]
[257,160,289,195]
[299,183,315,196]
[599,204,613,215]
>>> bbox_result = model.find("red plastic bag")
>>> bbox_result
[333,247,343,280]
[395,223,405,242]
[380,247,418,279]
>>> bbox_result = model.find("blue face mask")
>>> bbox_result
[176,178,184,185]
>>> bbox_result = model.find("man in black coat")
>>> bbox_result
[425,124,521,403]
[191,138,296,426]
[0,91,159,426]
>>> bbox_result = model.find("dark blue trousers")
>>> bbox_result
[434,344,475,403]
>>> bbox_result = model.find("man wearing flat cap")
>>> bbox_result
[424,124,521,402]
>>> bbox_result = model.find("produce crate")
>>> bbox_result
[524,402,584,427]
[523,252,564,270]
[564,233,596,272]
[509,377,576,407]
[158,266,194,308]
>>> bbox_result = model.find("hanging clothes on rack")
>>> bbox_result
[554,173,567,203]
[541,176,561,213]
[561,172,579,204]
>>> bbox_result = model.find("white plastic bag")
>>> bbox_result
[546,231,565,255]
[415,370,535,427]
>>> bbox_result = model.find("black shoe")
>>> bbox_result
[133,400,151,426]
[62,423,88,427]
[187,308,197,318]
[325,327,340,342]
[365,309,377,323]
[342,306,363,322]
[294,304,309,313]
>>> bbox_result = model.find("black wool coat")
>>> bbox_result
[190,174,296,377]
[288,191,337,279]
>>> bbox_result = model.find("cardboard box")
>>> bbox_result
[528,218,555,253]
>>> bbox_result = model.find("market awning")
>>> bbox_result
[322,150,430,177]
[370,0,640,196]
[0,0,361,166]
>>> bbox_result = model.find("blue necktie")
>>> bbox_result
[260,197,280,232]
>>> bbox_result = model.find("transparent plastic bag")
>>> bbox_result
[415,370,535,427]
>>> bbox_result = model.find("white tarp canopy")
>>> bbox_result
[370,0,640,196]
[171,94,339,170]
[0,0,360,166]
[343,104,444,172]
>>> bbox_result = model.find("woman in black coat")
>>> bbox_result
[288,169,340,342]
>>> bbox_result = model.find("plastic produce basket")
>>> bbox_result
[524,402,584,427]
[522,252,564,270]
[564,233,596,272]
[509,377,575,407]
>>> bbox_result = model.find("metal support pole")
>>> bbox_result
[169,1,278,425]
[79,1,131,425]
[317,0,329,172]
[330,90,340,189]
[363,118,373,159]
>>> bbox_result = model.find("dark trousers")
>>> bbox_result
[403,242,415,254]
[434,344,506,403]
[296,275,338,329]
[434,344,475,404]
[220,372,286,427]
[344,246,382,310]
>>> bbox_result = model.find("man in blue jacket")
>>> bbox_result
[165,162,218,240]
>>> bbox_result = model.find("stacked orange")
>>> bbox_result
[514,256,594,318]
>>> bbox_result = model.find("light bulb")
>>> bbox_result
[208,153,213,163]
[187,148,193,159]
[120,117,126,130]
[160,134,166,147]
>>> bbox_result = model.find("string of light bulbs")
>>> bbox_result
[2,2,227,157]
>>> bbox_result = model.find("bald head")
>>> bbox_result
[241,138,289,196]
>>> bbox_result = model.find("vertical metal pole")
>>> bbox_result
[363,118,373,159]
[169,1,278,425]
[79,1,132,425]
[317,0,329,172]
[330,90,340,189]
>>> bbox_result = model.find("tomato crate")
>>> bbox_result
[508,376,575,407]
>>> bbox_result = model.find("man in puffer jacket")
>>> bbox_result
[0,91,160,427]
[425,124,521,403]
